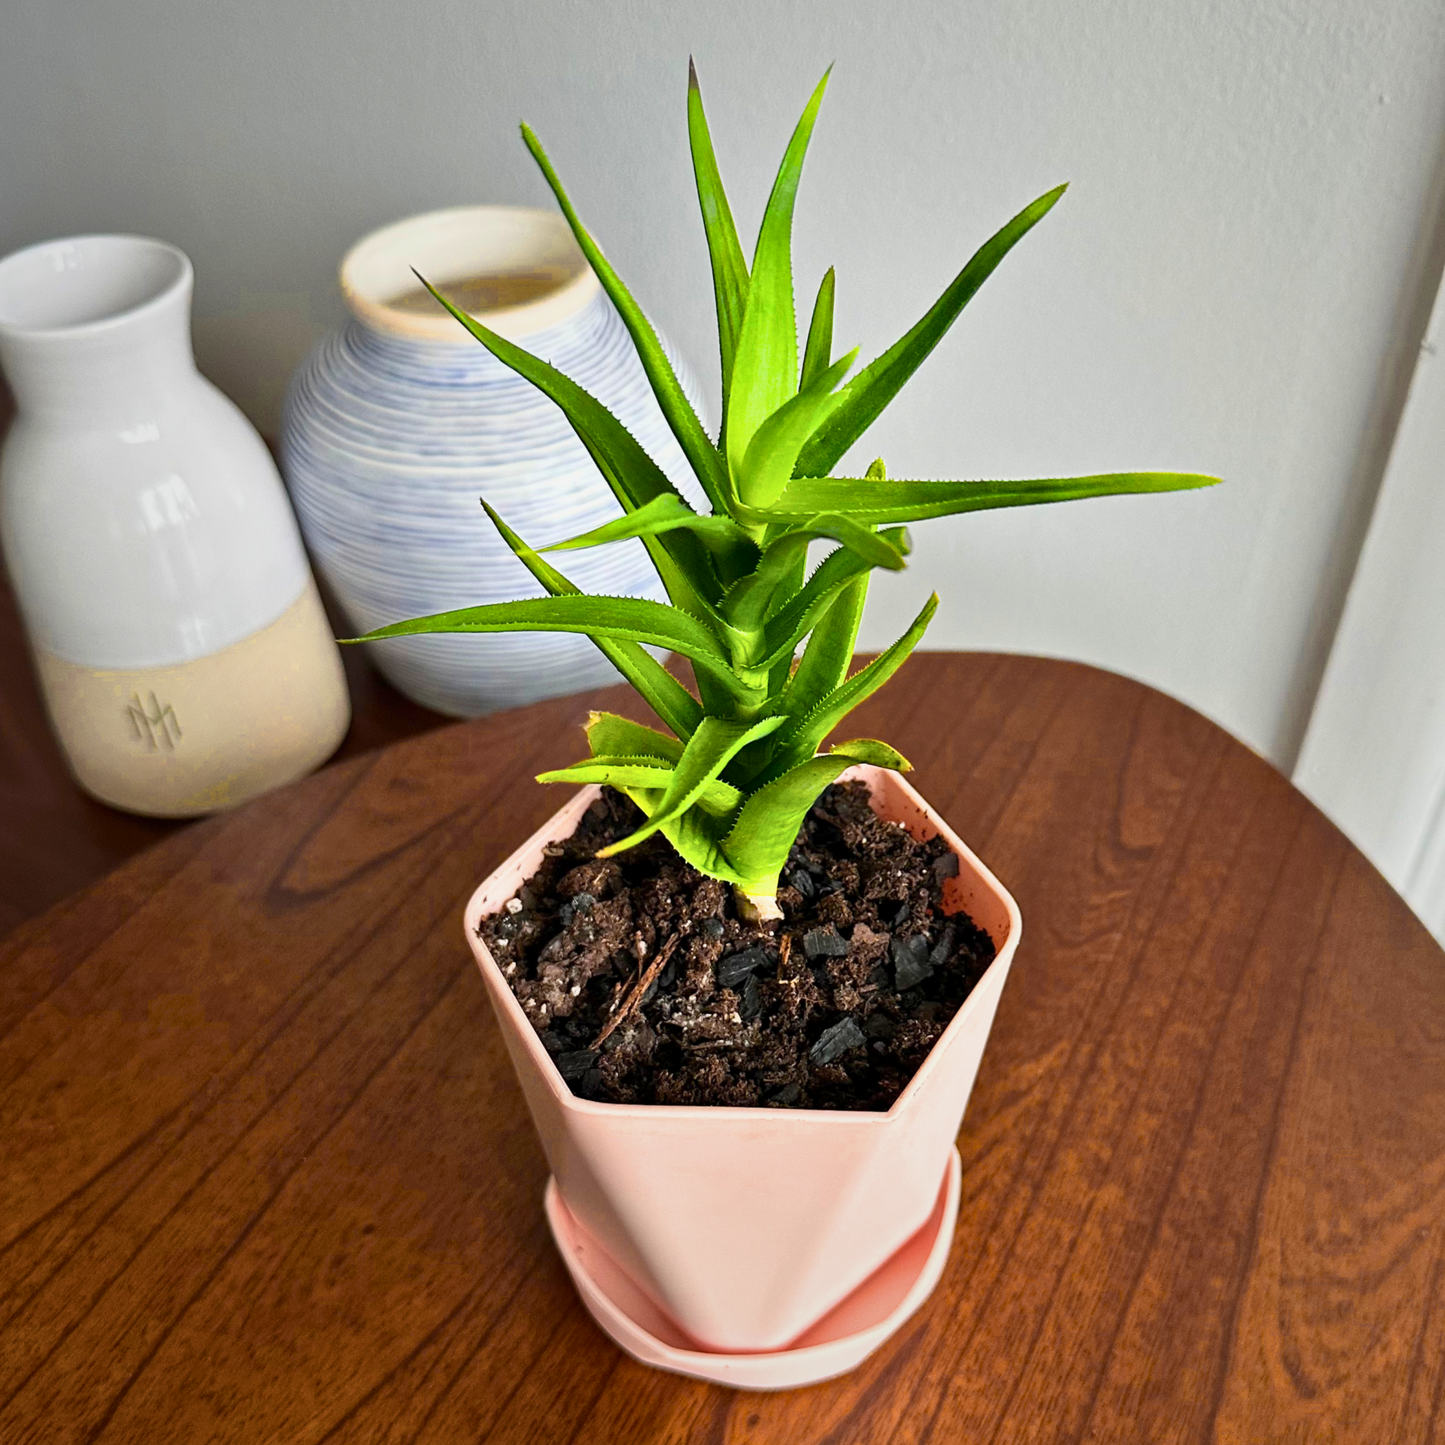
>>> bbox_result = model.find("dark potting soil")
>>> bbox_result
[478,782,997,1112]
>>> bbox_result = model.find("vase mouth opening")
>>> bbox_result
[340,205,600,343]
[0,236,190,340]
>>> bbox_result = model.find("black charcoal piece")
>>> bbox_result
[700,916,726,941]
[932,852,960,882]
[929,922,957,968]
[810,1015,866,1065]
[537,1030,565,1056]
[770,1082,803,1106]
[571,892,595,912]
[816,876,841,896]
[557,903,574,927]
[864,1012,898,1039]
[519,886,538,909]
[803,926,849,958]
[787,867,816,899]
[556,1049,598,1082]
[716,945,774,990]
[891,934,934,991]
[739,973,762,1020]
[578,1068,606,1099]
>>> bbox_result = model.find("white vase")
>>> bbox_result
[0,234,351,818]
[281,205,706,718]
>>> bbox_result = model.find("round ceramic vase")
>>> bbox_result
[280,205,705,718]
[0,235,351,818]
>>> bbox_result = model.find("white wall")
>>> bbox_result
[4,0,1445,766]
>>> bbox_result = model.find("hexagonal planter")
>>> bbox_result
[463,764,1021,1356]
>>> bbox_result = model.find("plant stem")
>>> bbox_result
[734,883,783,924]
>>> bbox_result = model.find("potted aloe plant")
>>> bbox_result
[357,64,1216,1376]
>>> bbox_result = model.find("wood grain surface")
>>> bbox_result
[3,652,1443,1443]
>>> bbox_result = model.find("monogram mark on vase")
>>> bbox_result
[126,692,182,752]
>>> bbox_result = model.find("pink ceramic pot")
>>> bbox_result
[463,764,1022,1354]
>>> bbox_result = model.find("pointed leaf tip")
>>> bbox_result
[688,56,698,89]
[795,181,1076,477]
[725,65,834,471]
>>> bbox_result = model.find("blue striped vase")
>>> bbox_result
[280,205,704,717]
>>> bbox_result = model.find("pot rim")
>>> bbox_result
[464,765,1022,1126]
[340,204,601,344]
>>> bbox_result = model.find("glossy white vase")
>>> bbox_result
[281,205,705,718]
[0,234,351,817]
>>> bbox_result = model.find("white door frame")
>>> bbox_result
[1295,272,1445,940]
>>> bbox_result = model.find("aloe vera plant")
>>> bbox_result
[357,63,1218,920]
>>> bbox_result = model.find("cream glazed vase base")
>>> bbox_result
[34,580,349,817]
[465,763,1022,1355]
[545,1146,961,1390]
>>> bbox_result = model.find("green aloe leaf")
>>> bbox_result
[521,123,732,513]
[537,493,758,574]
[585,710,684,763]
[769,470,1222,525]
[353,593,747,693]
[792,513,908,572]
[412,276,726,623]
[725,573,870,790]
[542,752,670,776]
[759,592,939,782]
[622,793,746,883]
[720,532,811,634]
[478,502,702,740]
[726,69,831,484]
[737,349,856,509]
[688,59,750,446]
[722,738,910,889]
[598,714,786,855]
[538,757,743,812]
[723,516,906,639]
[756,527,911,668]
[779,574,868,723]
[795,183,1068,478]
[800,267,835,391]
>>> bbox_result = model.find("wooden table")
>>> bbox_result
[3,653,1443,1442]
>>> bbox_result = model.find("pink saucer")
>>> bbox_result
[544,1146,962,1390]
